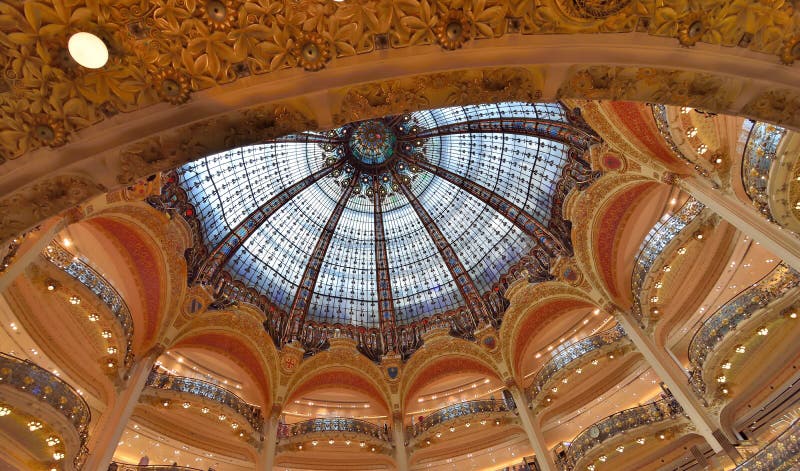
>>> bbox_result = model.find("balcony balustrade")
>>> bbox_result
[145,370,263,433]
[741,121,787,223]
[526,325,626,401]
[278,417,390,442]
[0,352,91,467]
[734,417,800,470]
[407,398,512,438]
[109,463,205,471]
[630,198,705,325]
[560,396,684,470]
[688,263,800,396]
[42,241,135,368]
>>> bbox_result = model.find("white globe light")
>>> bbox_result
[68,32,108,69]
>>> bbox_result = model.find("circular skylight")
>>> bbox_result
[175,102,588,332]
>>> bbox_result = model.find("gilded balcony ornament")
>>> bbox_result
[569,0,633,19]
[407,398,513,439]
[735,417,800,470]
[563,396,684,470]
[145,369,264,433]
[293,32,331,71]
[677,13,706,47]
[152,69,192,105]
[279,417,391,442]
[199,0,240,32]
[435,11,472,50]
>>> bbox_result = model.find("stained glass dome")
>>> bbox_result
[173,102,595,339]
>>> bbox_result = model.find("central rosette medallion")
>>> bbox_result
[349,120,397,167]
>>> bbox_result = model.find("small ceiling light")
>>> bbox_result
[659,434,666,439]
[46,436,60,447]
[360,441,366,448]
[480,419,487,425]
[46,281,56,291]
[465,422,471,428]
[182,402,191,409]
[88,313,100,322]
[311,440,318,446]
[28,421,43,431]
[69,296,81,305]
[758,327,769,336]
[636,438,645,445]
[680,107,692,114]
[576,368,582,374]
[52,452,65,461]
[495,419,501,425]
[162,400,170,407]
[435,432,442,438]
[588,466,596,471]
[218,414,226,421]
[201,407,209,414]
[107,346,117,355]
[616,445,624,453]
[677,247,687,255]
[593,308,600,315]
[599,455,607,462]
[591,359,599,365]
[231,423,239,430]
[721,362,731,370]
[426,439,431,445]
[551,387,558,393]
[298,444,303,450]
[735,345,746,354]
[790,312,798,319]
[101,330,112,339]
[654,281,663,289]
[662,266,671,272]
[371,447,375,452]
[345,440,351,445]
[686,127,698,138]
[0,406,10,416]
[717,375,727,383]
[68,32,109,69]
[449,426,456,432]
[650,296,659,303]
[722,388,729,394]
[106,359,116,368]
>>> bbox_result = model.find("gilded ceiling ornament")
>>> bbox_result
[435,10,472,50]
[677,12,706,47]
[780,35,800,65]
[198,0,240,32]
[152,69,192,105]
[29,115,66,148]
[568,0,633,18]
[292,32,330,71]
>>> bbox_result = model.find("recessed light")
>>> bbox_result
[68,32,109,69]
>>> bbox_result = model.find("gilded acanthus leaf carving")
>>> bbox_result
[1,0,798,161]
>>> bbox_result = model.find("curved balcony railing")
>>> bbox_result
[741,121,786,223]
[688,263,800,396]
[734,417,800,470]
[630,197,705,325]
[0,352,91,466]
[145,370,263,433]
[277,417,390,441]
[42,241,135,368]
[110,464,205,471]
[561,396,684,470]
[408,398,511,438]
[527,325,626,400]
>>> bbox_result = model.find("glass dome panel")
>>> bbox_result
[175,102,579,330]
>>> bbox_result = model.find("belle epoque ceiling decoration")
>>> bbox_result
[150,101,601,360]
[0,0,798,162]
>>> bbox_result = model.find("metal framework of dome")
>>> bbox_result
[151,102,600,360]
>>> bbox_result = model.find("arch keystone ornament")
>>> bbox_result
[382,352,402,382]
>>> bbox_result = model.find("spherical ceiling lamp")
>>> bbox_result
[68,32,108,69]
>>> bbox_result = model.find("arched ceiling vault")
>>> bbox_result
[283,346,393,412]
[400,335,503,408]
